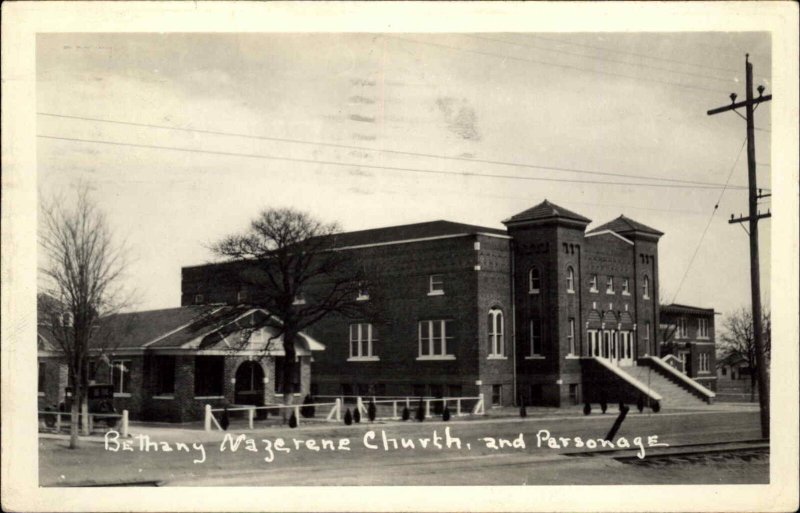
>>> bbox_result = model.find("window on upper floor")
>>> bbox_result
[606,276,614,294]
[292,293,306,306]
[528,267,541,294]
[418,320,454,359]
[356,282,370,301]
[488,308,505,358]
[566,267,575,294]
[194,294,204,305]
[642,275,650,299]
[428,274,444,296]
[698,318,709,339]
[622,278,630,295]
[529,318,543,356]
[699,353,710,373]
[589,274,598,293]
[349,323,378,360]
[237,289,248,303]
[677,317,688,339]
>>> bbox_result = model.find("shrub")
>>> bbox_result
[600,401,608,414]
[300,394,315,418]
[583,403,591,415]
[520,404,527,418]
[415,398,425,422]
[367,400,377,422]
[637,397,645,413]
[651,401,661,413]
[401,406,410,421]
[353,408,361,424]
[442,406,451,421]
[344,408,353,425]
[289,411,298,428]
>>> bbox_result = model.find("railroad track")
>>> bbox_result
[565,438,769,467]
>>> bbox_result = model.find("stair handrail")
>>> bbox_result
[592,356,663,401]
[642,356,716,398]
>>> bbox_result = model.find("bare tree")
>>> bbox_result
[212,208,374,406]
[39,185,130,448]
[718,306,771,402]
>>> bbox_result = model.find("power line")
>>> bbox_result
[37,112,753,190]
[38,133,748,191]
[467,34,738,84]
[671,136,747,303]
[526,34,755,76]
[384,35,733,95]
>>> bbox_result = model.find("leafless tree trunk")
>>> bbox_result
[39,185,130,449]
[719,306,771,405]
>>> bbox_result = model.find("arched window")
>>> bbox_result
[566,266,575,293]
[528,267,541,294]
[488,308,504,357]
[642,275,650,299]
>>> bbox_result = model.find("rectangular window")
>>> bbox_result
[447,384,463,397]
[237,290,248,303]
[38,362,46,393]
[529,318,542,356]
[568,384,579,405]
[194,356,224,397]
[356,283,370,301]
[567,318,576,356]
[349,323,377,359]
[154,355,176,395]
[606,276,614,294]
[698,318,709,338]
[488,309,504,357]
[374,383,386,397]
[292,293,306,305]
[356,383,370,397]
[589,274,598,293]
[428,274,444,295]
[622,278,630,295]
[644,322,651,347]
[699,353,710,373]
[412,384,427,398]
[677,317,688,339]
[492,384,503,406]
[418,320,454,358]
[587,330,599,357]
[340,383,353,396]
[110,359,132,395]
[194,294,204,305]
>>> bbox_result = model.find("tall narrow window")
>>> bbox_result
[111,359,131,395]
[38,362,46,394]
[488,308,505,357]
[642,275,650,299]
[698,318,709,338]
[644,321,651,347]
[606,276,614,294]
[677,317,688,339]
[587,330,599,356]
[622,278,630,295]
[155,355,175,395]
[529,318,542,356]
[567,318,576,356]
[589,274,598,293]
[418,320,454,358]
[194,356,225,397]
[566,267,575,293]
[528,268,541,294]
[349,323,377,359]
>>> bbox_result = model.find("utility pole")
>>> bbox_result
[707,54,771,439]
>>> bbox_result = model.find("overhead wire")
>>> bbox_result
[671,136,748,303]
[37,112,754,190]
[37,133,749,191]
[384,35,734,95]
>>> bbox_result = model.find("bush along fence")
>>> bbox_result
[38,409,129,437]
[204,394,486,432]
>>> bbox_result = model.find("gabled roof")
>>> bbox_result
[587,215,664,237]
[88,305,222,349]
[324,220,507,249]
[503,200,591,226]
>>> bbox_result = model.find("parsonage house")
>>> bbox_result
[38,200,718,421]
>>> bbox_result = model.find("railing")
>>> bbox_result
[205,400,342,432]
[204,394,485,431]
[642,356,716,401]
[592,357,664,401]
[38,409,129,437]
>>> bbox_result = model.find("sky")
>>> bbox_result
[36,32,772,320]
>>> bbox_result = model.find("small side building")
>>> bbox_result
[37,305,324,422]
[659,303,717,391]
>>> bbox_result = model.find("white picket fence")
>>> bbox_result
[204,394,485,432]
[38,409,129,437]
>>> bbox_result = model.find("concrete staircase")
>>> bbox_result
[624,364,710,407]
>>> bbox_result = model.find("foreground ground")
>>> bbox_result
[40,404,767,486]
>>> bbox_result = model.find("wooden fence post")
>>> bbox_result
[248,408,255,430]
[121,410,129,437]
[204,404,212,432]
